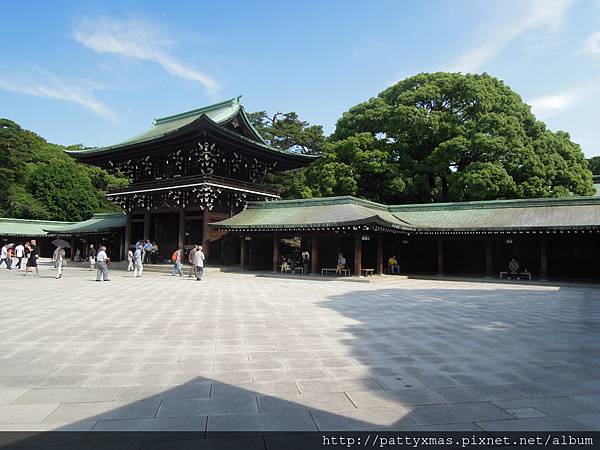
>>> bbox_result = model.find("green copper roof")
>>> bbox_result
[43,213,126,234]
[212,196,413,231]
[0,218,75,237]
[212,195,600,232]
[67,96,270,155]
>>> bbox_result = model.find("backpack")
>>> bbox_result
[171,251,178,262]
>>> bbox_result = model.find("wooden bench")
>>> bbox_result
[322,268,350,277]
[361,268,375,276]
[500,271,532,280]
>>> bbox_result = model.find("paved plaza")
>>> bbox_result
[1,263,600,437]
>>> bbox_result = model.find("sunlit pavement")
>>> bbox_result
[1,262,600,433]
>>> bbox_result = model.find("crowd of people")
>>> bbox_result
[0,240,42,275]
[0,238,206,282]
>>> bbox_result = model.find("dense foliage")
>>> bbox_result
[248,111,325,155]
[0,119,127,221]
[588,156,600,175]
[291,73,595,203]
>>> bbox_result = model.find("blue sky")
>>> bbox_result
[2,0,600,156]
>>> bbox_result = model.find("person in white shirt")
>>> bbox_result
[88,244,96,271]
[95,246,110,281]
[14,243,24,269]
[133,247,143,278]
[52,246,65,279]
[194,245,205,281]
[0,244,7,269]
[127,249,134,271]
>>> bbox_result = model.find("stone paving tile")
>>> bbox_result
[492,397,600,417]
[43,400,161,423]
[92,416,207,431]
[13,387,122,405]
[346,389,445,408]
[0,389,30,405]
[0,404,60,424]
[432,385,527,403]
[206,411,317,432]
[311,407,422,430]
[295,378,383,394]
[570,413,600,429]
[116,384,211,402]
[505,407,546,419]
[408,402,514,425]
[210,381,300,398]
[257,392,356,414]
[477,416,591,431]
[157,397,259,418]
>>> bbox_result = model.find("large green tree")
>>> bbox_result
[306,72,594,203]
[0,119,127,221]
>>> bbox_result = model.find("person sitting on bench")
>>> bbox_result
[388,255,400,274]
[508,257,520,279]
[336,253,347,275]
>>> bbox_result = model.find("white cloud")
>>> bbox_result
[581,31,600,55]
[528,78,600,118]
[0,68,113,118]
[446,0,572,73]
[72,17,218,92]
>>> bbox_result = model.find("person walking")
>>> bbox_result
[95,246,110,281]
[142,240,152,264]
[15,242,24,269]
[88,245,96,271]
[194,245,205,281]
[52,246,65,279]
[301,250,310,275]
[6,246,14,270]
[171,246,183,276]
[133,246,143,278]
[0,243,7,269]
[127,249,134,271]
[188,245,198,278]
[25,240,40,277]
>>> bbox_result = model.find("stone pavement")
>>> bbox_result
[1,262,600,436]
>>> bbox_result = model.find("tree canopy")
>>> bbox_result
[0,119,127,221]
[588,156,600,175]
[300,72,594,203]
[248,111,325,155]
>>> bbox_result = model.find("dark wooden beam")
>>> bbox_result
[437,237,444,276]
[376,236,383,275]
[272,233,280,272]
[311,236,318,275]
[540,237,548,280]
[240,235,246,271]
[354,234,362,276]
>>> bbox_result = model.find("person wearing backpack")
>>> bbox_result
[171,246,183,277]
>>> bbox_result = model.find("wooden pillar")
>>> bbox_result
[124,214,131,254]
[311,235,318,275]
[376,236,383,274]
[202,210,210,259]
[143,211,150,240]
[485,239,493,277]
[437,237,444,276]
[178,208,185,250]
[240,235,246,270]
[354,234,362,276]
[272,233,280,272]
[540,237,548,280]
